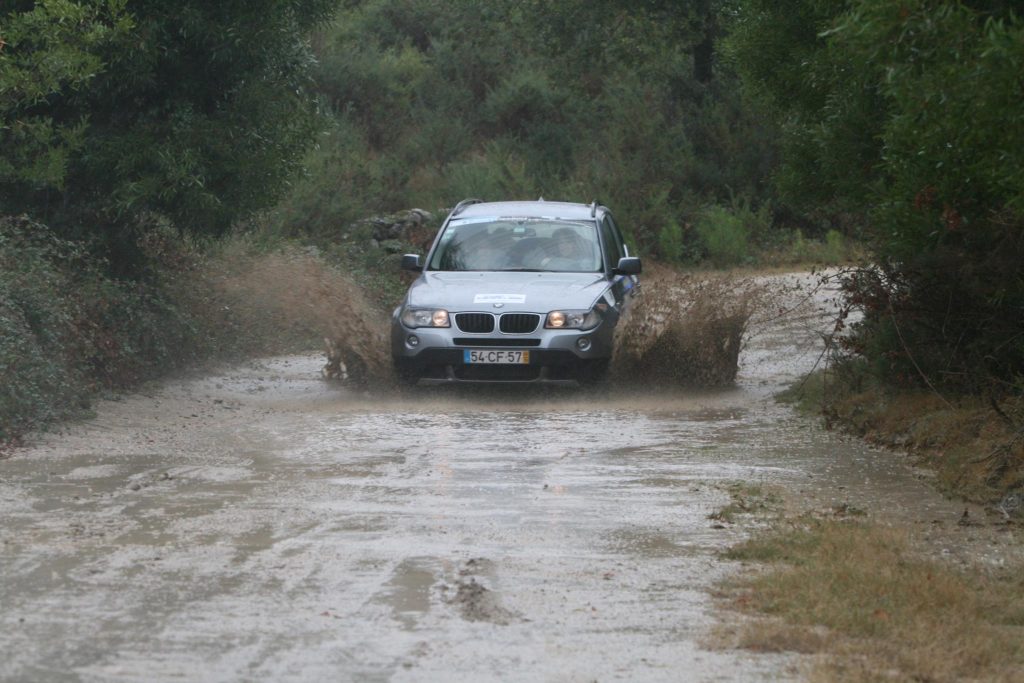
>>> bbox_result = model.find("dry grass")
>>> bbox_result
[720,519,1024,682]
[612,262,764,387]
[709,482,784,524]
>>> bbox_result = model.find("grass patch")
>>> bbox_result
[709,482,784,524]
[721,518,1024,682]
[776,370,831,417]
[760,229,867,268]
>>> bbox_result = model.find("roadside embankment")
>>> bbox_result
[781,371,1024,509]
[1,216,221,446]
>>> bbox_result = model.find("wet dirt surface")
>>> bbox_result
[2,273,1019,682]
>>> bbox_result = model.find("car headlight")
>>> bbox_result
[401,308,450,328]
[545,309,600,330]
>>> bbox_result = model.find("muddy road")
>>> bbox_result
[0,274,995,682]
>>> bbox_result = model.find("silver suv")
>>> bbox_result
[391,199,641,385]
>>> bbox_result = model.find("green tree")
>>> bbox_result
[0,1,131,192]
[276,0,778,252]
[1,0,338,243]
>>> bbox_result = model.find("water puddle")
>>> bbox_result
[372,558,439,630]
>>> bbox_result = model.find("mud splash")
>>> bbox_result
[613,263,762,387]
[210,247,394,384]
[211,249,768,390]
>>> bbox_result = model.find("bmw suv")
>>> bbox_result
[391,199,641,385]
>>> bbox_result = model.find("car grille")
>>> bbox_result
[455,313,494,333]
[499,313,540,334]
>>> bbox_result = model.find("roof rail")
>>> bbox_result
[590,200,600,217]
[451,198,484,216]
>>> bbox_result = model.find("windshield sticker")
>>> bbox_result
[474,294,526,304]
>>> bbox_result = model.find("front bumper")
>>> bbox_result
[391,312,616,385]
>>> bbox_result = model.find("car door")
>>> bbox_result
[599,214,637,313]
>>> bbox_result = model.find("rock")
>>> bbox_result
[407,208,432,223]
[359,209,437,241]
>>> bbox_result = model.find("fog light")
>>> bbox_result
[407,334,420,348]
[576,337,591,351]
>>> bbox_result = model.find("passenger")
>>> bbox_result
[540,228,592,271]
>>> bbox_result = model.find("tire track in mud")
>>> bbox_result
[443,558,519,626]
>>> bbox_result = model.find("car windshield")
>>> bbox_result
[428,218,602,272]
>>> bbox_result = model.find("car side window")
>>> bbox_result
[605,214,628,257]
[600,217,623,271]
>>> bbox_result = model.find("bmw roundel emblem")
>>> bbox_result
[493,303,505,308]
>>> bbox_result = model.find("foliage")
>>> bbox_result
[0,222,82,438]
[271,0,781,255]
[727,0,1024,394]
[0,0,337,242]
[722,0,871,212]
[695,205,753,266]
[657,220,685,264]
[0,0,131,191]
[0,215,197,440]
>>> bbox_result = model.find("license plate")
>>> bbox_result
[463,349,530,365]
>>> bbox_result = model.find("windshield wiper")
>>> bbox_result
[497,268,545,272]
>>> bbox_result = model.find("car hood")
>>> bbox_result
[407,271,609,312]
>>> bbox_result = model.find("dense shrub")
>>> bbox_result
[273,0,781,255]
[0,216,189,440]
[727,0,1024,394]
[695,206,753,266]
[690,200,775,266]
[657,220,685,264]
[0,1,336,242]
[0,216,336,443]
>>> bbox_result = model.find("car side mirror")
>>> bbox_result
[401,254,423,272]
[613,256,641,275]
